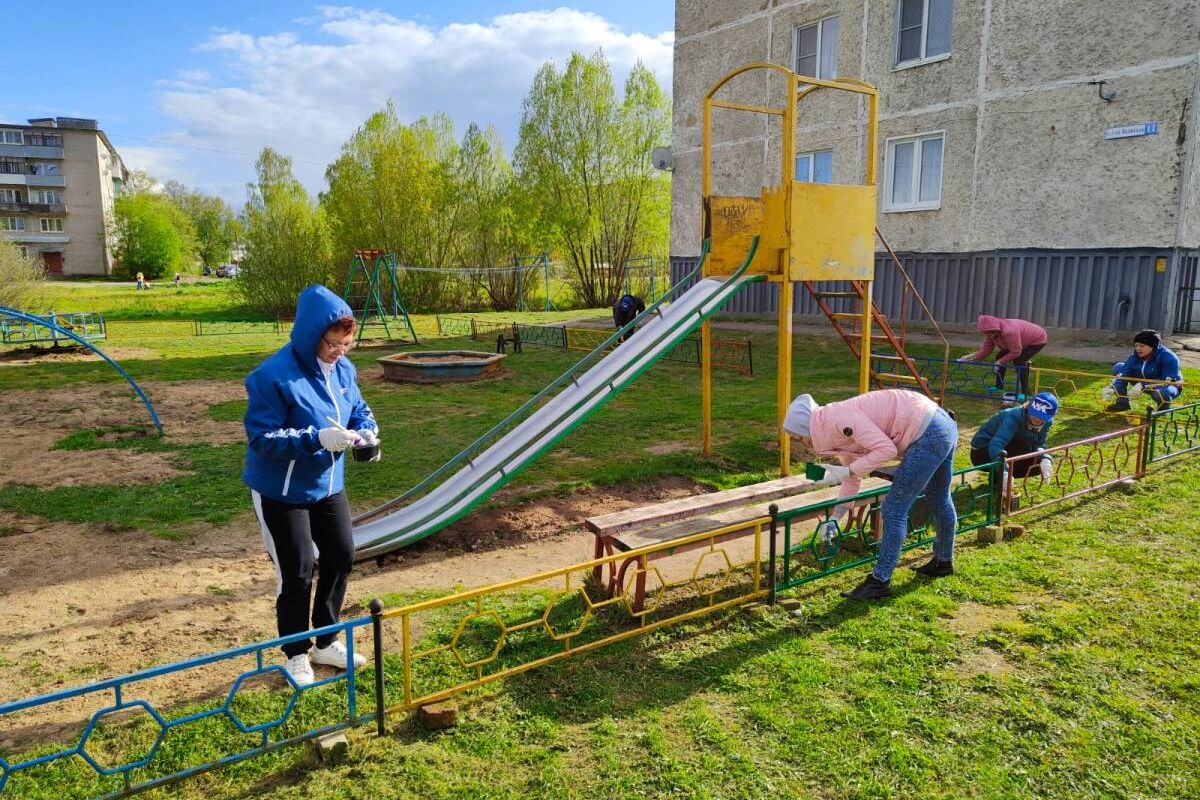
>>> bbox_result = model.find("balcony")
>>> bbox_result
[0,201,66,214]
[0,229,69,244]
[0,143,64,159]
[25,173,66,188]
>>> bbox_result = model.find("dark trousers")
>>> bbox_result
[994,344,1044,396]
[613,309,638,343]
[971,446,1038,479]
[252,490,355,657]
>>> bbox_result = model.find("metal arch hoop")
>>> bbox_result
[0,306,164,434]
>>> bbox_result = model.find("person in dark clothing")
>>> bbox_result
[1102,329,1185,412]
[970,392,1058,484]
[243,284,380,686]
[612,294,646,343]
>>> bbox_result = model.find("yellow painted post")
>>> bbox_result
[777,71,797,476]
[701,92,713,457]
[859,280,873,395]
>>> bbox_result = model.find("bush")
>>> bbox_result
[0,239,46,310]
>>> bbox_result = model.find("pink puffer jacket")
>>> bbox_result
[966,315,1048,364]
[809,390,940,499]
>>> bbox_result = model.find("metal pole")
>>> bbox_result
[768,505,779,605]
[858,281,873,395]
[369,599,386,737]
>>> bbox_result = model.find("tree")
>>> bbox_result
[239,148,332,315]
[163,181,238,269]
[110,193,194,279]
[0,239,45,310]
[514,51,670,307]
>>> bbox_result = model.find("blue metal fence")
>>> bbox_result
[0,618,372,798]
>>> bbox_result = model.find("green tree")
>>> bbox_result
[0,239,45,310]
[163,181,239,270]
[514,51,670,307]
[239,148,332,315]
[110,193,193,279]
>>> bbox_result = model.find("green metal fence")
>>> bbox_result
[1147,401,1200,464]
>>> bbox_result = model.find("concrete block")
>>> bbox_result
[313,731,349,766]
[1003,524,1026,540]
[977,525,1002,544]
[418,701,459,730]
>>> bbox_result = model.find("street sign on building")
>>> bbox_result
[1104,122,1159,140]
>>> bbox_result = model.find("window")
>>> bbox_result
[794,17,840,79]
[40,218,63,233]
[0,217,25,231]
[884,132,944,211]
[895,0,952,67]
[0,189,20,203]
[29,162,61,176]
[1,130,22,145]
[796,150,834,183]
[32,190,61,204]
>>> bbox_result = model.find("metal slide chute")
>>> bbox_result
[0,306,164,434]
[352,240,762,559]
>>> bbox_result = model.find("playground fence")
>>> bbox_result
[1147,401,1200,464]
[0,311,107,346]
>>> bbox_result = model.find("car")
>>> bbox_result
[216,264,239,278]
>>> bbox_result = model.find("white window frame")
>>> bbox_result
[40,217,64,233]
[883,131,945,212]
[32,190,61,204]
[0,189,20,203]
[795,149,834,183]
[0,130,23,145]
[793,16,840,80]
[893,0,952,70]
[0,217,25,231]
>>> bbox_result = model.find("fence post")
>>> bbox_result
[767,504,779,605]
[996,450,1008,523]
[470,318,478,341]
[1142,406,1155,469]
[747,340,754,377]
[561,325,568,350]
[369,598,386,737]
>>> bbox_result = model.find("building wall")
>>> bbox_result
[670,0,1200,329]
[58,129,113,276]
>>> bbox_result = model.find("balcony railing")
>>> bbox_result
[24,135,63,147]
[0,162,21,174]
[0,201,65,214]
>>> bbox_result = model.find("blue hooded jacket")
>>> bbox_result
[242,285,377,503]
[970,406,1052,461]
[1113,343,1182,383]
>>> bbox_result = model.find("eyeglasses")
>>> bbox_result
[321,336,356,352]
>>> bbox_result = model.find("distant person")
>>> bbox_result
[963,314,1047,398]
[783,389,959,601]
[135,271,145,291]
[612,294,645,343]
[1102,329,1184,412]
[971,392,1059,488]
[243,284,380,686]
[174,272,182,288]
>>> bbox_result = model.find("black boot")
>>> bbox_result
[1104,398,1131,413]
[912,556,954,578]
[841,573,891,600]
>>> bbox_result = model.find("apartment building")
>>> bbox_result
[0,117,126,276]
[669,0,1200,333]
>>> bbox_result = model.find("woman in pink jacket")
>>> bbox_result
[784,389,959,600]
[964,314,1047,398]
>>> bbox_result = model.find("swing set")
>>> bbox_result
[342,249,420,344]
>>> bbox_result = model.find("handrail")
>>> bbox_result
[875,229,950,404]
[353,241,713,525]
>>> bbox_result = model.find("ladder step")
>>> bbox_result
[872,355,906,363]
[812,291,861,299]
[874,373,925,385]
[830,312,863,320]
[846,333,895,343]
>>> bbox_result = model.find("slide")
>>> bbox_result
[352,240,762,559]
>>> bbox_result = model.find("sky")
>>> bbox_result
[10,2,674,205]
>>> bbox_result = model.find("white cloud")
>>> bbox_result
[148,6,673,206]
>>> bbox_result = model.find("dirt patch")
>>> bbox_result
[0,345,159,365]
[645,441,693,455]
[944,601,1030,679]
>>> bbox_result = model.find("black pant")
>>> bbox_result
[994,344,1044,396]
[252,490,355,657]
[971,446,1038,479]
[613,309,638,343]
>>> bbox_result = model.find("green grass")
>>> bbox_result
[36,279,252,321]
[0,307,1197,799]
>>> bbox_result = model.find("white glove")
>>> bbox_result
[1039,457,1053,481]
[318,426,360,452]
[816,519,840,545]
[1100,386,1116,402]
[1127,383,1144,399]
[356,428,380,446]
[819,464,852,483]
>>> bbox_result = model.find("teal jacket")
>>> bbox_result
[970,406,1051,461]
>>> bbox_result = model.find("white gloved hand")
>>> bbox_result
[318,426,360,453]
[1100,386,1116,402]
[819,464,852,483]
[816,519,840,545]
[1127,383,1144,399]
[356,427,380,446]
[1039,457,1053,481]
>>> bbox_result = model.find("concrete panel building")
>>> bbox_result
[0,117,126,276]
[670,0,1200,333]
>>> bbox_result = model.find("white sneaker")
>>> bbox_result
[311,640,366,670]
[284,653,314,686]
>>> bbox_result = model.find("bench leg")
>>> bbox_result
[633,555,648,614]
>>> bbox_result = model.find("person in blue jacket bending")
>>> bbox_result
[970,391,1059,483]
[243,284,379,686]
[1102,329,1184,412]
[612,293,646,343]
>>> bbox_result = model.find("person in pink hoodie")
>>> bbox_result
[783,389,959,600]
[964,314,1048,398]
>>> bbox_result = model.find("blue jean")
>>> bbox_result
[873,409,958,582]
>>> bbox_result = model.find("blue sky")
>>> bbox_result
[11,2,673,204]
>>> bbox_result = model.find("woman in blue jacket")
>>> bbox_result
[243,285,379,686]
[1102,329,1184,412]
[970,392,1059,481]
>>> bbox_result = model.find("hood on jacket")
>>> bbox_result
[290,284,354,376]
[977,314,1002,333]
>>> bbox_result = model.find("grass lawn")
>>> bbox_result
[0,303,1197,799]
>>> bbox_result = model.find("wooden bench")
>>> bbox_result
[586,475,889,610]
